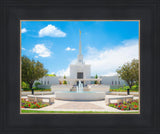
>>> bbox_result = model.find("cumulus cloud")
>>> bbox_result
[65,47,76,51]
[39,24,66,37]
[22,47,26,51]
[84,39,139,76]
[56,39,139,76]
[21,28,27,33]
[32,44,51,57]
[56,67,70,76]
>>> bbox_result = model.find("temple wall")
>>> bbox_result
[70,64,91,79]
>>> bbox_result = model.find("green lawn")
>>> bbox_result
[109,89,138,92]
[21,110,139,114]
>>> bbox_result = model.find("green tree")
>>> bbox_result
[45,74,56,77]
[34,82,41,88]
[94,74,98,84]
[22,56,48,89]
[116,59,139,89]
[21,81,29,89]
[63,75,67,84]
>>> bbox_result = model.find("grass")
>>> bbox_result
[22,88,51,92]
[23,90,51,92]
[109,89,138,92]
[21,110,139,114]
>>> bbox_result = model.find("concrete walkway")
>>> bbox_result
[22,97,139,112]
[39,100,122,112]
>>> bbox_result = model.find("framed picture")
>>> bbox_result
[20,20,140,114]
[0,0,159,133]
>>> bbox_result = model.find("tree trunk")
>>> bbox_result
[29,83,33,89]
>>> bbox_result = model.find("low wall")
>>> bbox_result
[55,92,105,101]
[108,92,139,96]
[21,91,53,96]
[51,85,72,93]
[87,84,110,93]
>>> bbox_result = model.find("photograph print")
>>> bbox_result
[20,20,140,114]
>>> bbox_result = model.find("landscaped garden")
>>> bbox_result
[108,100,139,110]
[21,99,49,109]
[22,81,51,92]
[109,84,139,92]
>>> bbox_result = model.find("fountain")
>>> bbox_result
[55,80,105,101]
[76,80,83,92]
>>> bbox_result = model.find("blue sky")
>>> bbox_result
[21,21,139,76]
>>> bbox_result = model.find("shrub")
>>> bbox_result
[63,80,67,84]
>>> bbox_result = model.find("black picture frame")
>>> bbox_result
[0,0,160,133]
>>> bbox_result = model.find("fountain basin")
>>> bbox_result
[55,91,105,101]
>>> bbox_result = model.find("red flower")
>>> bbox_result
[121,109,124,110]
[134,105,138,108]
[124,106,127,108]
[28,104,31,107]
[118,105,121,108]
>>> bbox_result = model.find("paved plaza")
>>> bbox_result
[21,95,139,112]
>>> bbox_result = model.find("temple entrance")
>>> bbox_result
[77,72,83,79]
[77,72,84,86]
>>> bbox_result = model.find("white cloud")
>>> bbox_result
[56,67,70,76]
[32,44,51,57]
[21,28,27,33]
[35,56,38,58]
[65,47,76,51]
[84,39,139,76]
[39,24,66,37]
[55,39,139,76]
[22,47,26,50]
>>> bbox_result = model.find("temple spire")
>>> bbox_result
[77,30,83,64]
[79,30,81,55]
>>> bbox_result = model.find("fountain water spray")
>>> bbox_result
[77,80,83,92]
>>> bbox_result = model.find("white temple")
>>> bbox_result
[35,31,127,90]
[69,30,91,85]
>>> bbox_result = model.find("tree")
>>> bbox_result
[22,56,48,89]
[63,75,67,84]
[94,74,98,84]
[21,81,29,89]
[45,74,56,77]
[116,59,139,89]
[34,82,41,88]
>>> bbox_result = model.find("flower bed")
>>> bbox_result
[108,100,139,110]
[21,99,49,109]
